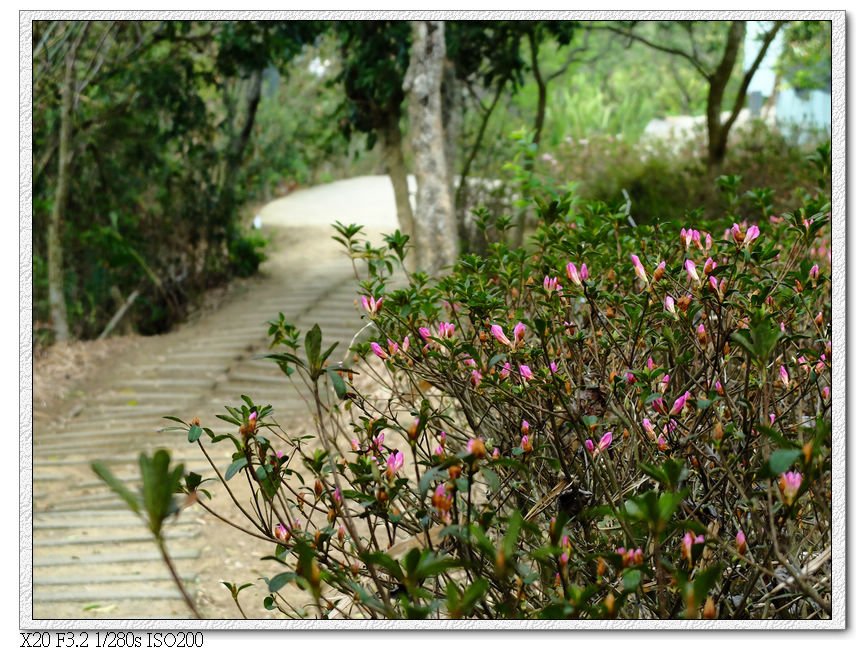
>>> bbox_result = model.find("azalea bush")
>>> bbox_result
[162,164,831,620]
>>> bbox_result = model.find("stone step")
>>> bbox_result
[34,572,196,586]
[33,547,201,568]
[33,529,197,547]
[34,587,187,604]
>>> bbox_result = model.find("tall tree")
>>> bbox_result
[403,21,458,275]
[606,20,785,170]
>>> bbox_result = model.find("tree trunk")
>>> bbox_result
[705,21,745,172]
[513,27,547,246]
[379,116,416,270]
[47,31,84,342]
[403,21,458,275]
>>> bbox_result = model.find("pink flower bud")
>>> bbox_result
[550,361,559,374]
[566,262,582,286]
[657,433,669,451]
[705,233,713,250]
[580,263,589,282]
[491,324,511,346]
[521,435,533,453]
[470,369,482,386]
[584,439,595,454]
[664,295,677,319]
[500,362,512,379]
[809,264,820,281]
[647,357,655,371]
[684,259,699,282]
[659,374,671,394]
[402,336,410,352]
[370,342,388,359]
[631,254,648,284]
[543,275,561,293]
[670,390,691,416]
[642,418,655,438]
[769,413,776,425]
[626,371,636,384]
[492,447,500,460]
[778,471,803,505]
[703,257,717,275]
[653,260,666,282]
[598,431,613,452]
[779,365,790,388]
[519,364,533,381]
[513,321,527,342]
[387,338,399,356]
[736,530,747,555]
[743,225,760,246]
[822,385,830,400]
[652,397,667,414]
[418,326,431,342]
[521,420,530,435]
[385,451,404,479]
[350,438,360,451]
[438,321,456,339]
[249,411,257,422]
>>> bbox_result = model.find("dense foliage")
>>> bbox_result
[154,146,832,619]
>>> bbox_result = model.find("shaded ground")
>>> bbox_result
[30,176,399,620]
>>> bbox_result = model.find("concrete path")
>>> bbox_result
[31,176,399,620]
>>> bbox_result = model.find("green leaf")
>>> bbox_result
[268,572,297,593]
[305,324,322,371]
[769,449,801,475]
[225,457,248,481]
[459,578,489,615]
[621,568,642,592]
[188,424,203,443]
[91,462,140,515]
[327,368,347,400]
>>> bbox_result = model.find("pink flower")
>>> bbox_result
[402,336,410,352]
[370,342,388,359]
[520,435,533,453]
[249,411,258,422]
[657,433,669,451]
[684,259,699,282]
[736,530,747,555]
[598,431,613,452]
[491,447,501,460]
[714,380,724,395]
[500,362,512,379]
[387,338,400,356]
[550,361,559,374]
[350,438,360,451]
[490,324,511,346]
[385,451,404,479]
[631,254,648,284]
[664,295,677,319]
[519,364,533,381]
[659,374,671,394]
[566,262,581,286]
[653,260,666,282]
[822,385,830,400]
[438,321,456,339]
[626,371,636,384]
[372,431,385,453]
[652,397,667,414]
[275,523,290,543]
[513,321,527,342]
[705,233,713,250]
[333,488,342,504]
[696,323,708,346]
[543,275,562,293]
[642,418,655,437]
[584,439,595,455]
[580,264,589,282]
[418,326,431,342]
[521,420,530,435]
[809,264,820,281]
[778,471,803,505]
[779,365,790,388]
[682,531,705,564]
[703,257,717,275]
[670,390,691,416]
[470,369,482,387]
[361,295,384,315]
[743,225,760,246]
[647,357,655,371]
[769,413,776,426]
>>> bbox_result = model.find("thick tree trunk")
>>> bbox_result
[403,21,458,275]
[379,117,416,269]
[47,33,83,342]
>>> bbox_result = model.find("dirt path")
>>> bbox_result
[30,176,399,620]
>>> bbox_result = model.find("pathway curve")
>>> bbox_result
[31,176,400,620]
